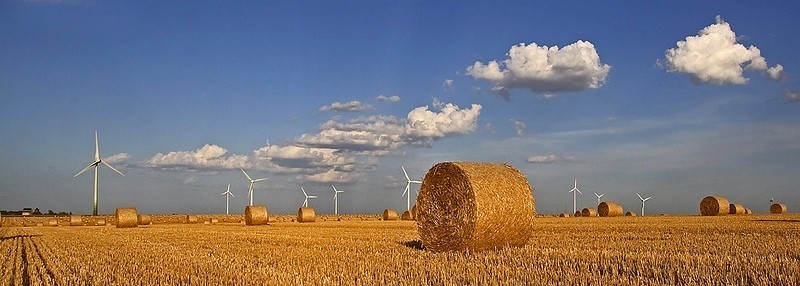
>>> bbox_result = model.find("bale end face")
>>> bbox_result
[728,203,746,215]
[245,205,269,225]
[625,211,637,217]
[401,210,414,221]
[297,207,316,223]
[416,162,535,252]
[574,211,583,217]
[186,215,199,224]
[700,195,729,216]
[115,208,138,228]
[581,207,598,217]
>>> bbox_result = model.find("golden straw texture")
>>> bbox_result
[416,162,535,252]
[700,196,729,216]
[115,208,138,228]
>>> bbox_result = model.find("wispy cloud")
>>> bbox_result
[319,100,373,112]
[785,91,800,103]
[375,95,400,102]
[527,154,557,163]
[510,119,526,136]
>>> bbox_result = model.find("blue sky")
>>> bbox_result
[2,1,799,216]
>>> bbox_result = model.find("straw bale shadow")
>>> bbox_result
[401,240,425,250]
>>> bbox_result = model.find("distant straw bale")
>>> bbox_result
[625,211,636,217]
[245,205,269,225]
[137,215,151,225]
[574,211,582,217]
[402,210,414,221]
[47,219,58,227]
[115,208,138,228]
[598,202,623,217]
[416,162,535,252]
[69,215,83,226]
[558,213,569,218]
[186,215,198,224]
[744,208,752,215]
[382,209,399,221]
[96,219,106,226]
[770,203,787,214]
[298,207,316,223]
[728,203,746,215]
[700,196,729,216]
[581,207,597,217]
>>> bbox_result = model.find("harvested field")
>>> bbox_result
[2,214,799,284]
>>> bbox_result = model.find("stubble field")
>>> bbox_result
[2,214,799,285]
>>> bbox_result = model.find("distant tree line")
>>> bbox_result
[1,208,72,216]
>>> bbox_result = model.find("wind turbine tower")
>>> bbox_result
[568,179,582,214]
[637,193,652,216]
[594,192,605,206]
[401,166,422,211]
[332,185,343,215]
[74,130,125,216]
[301,187,318,208]
[221,184,235,215]
[240,168,268,206]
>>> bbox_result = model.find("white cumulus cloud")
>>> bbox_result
[664,15,784,85]
[319,100,373,112]
[467,40,611,96]
[510,119,526,136]
[145,144,250,171]
[103,153,130,164]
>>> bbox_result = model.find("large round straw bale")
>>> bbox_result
[770,203,787,214]
[598,201,623,217]
[416,162,535,252]
[728,203,746,215]
[574,211,582,217]
[69,215,83,226]
[581,207,597,217]
[186,215,198,224]
[700,195,729,216]
[744,208,752,215]
[245,205,269,225]
[297,207,316,223]
[115,208,138,228]
[137,215,151,225]
[401,210,414,221]
[382,209,399,221]
[625,211,637,217]
[48,219,58,227]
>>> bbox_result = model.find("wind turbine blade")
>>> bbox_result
[253,178,268,183]
[74,163,95,177]
[94,130,100,161]
[309,195,318,199]
[644,196,652,201]
[302,187,308,197]
[402,166,410,181]
[402,183,410,196]
[637,193,644,201]
[331,185,337,192]
[240,168,253,181]
[100,161,125,176]
[411,180,422,184]
[575,188,582,194]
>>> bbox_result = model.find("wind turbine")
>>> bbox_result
[221,184,235,215]
[568,179,582,214]
[401,166,422,211]
[637,193,652,216]
[301,187,318,208]
[74,130,125,216]
[594,192,605,206]
[332,185,343,215]
[240,168,268,206]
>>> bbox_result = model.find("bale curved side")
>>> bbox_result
[598,202,623,217]
[298,207,316,223]
[625,211,637,217]
[416,162,535,252]
[728,203,745,215]
[581,207,597,217]
[245,205,269,225]
[69,215,83,226]
[770,203,787,214]
[382,209,399,221]
[115,208,138,228]
[700,196,729,216]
